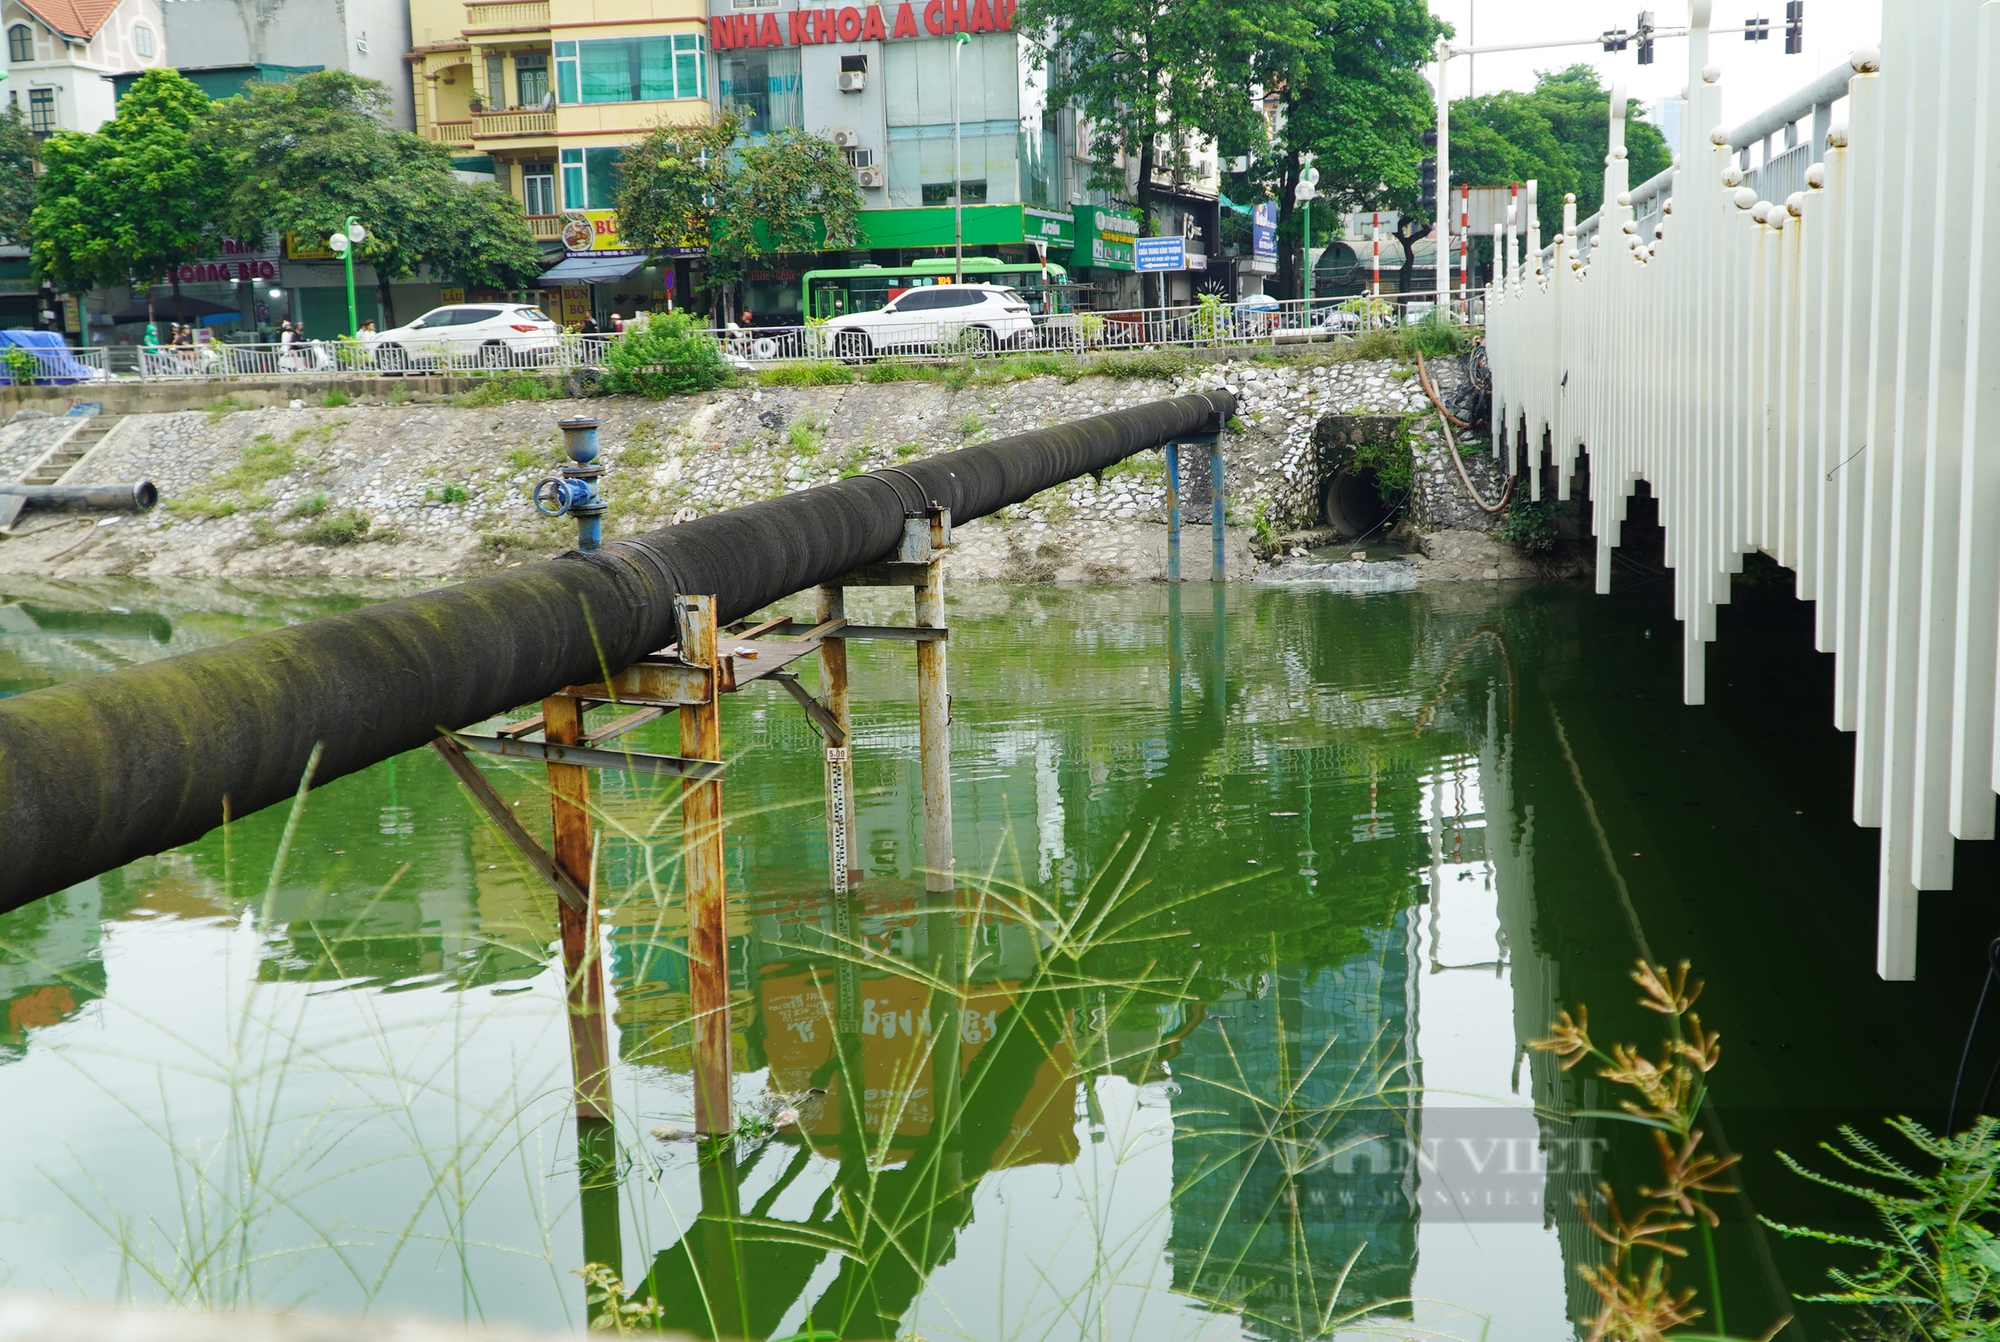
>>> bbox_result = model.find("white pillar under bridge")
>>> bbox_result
[1483,0,2000,981]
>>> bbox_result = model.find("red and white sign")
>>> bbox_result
[711,0,1017,49]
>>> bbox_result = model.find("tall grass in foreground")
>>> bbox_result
[32,752,580,1321]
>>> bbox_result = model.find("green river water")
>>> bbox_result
[0,569,1991,1340]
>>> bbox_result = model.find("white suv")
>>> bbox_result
[822,284,1034,358]
[367,304,562,370]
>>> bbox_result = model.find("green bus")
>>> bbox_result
[803,257,1079,320]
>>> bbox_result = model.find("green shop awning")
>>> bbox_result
[850,205,1074,250]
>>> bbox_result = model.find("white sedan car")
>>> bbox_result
[822,284,1035,358]
[367,304,562,370]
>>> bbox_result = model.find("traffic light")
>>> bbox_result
[1784,0,1804,53]
[1746,14,1770,40]
[1636,10,1655,64]
[1601,26,1629,52]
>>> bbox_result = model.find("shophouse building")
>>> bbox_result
[405,0,713,322]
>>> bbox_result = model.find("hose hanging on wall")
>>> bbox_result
[1416,349,1515,516]
[0,390,1234,914]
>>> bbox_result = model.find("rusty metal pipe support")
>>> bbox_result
[0,390,1233,911]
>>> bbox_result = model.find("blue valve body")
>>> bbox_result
[535,417,608,551]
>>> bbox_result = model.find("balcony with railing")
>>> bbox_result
[463,0,549,31]
[526,215,565,241]
[473,109,556,139]
[427,120,476,148]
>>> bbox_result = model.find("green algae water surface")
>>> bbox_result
[0,569,1989,1340]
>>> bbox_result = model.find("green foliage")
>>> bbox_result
[1225,0,1446,295]
[31,70,231,297]
[459,376,561,407]
[1019,0,1247,239]
[1498,495,1560,553]
[297,507,373,546]
[1450,65,1673,241]
[288,491,329,519]
[203,72,541,322]
[615,111,861,292]
[757,361,853,387]
[0,105,33,250]
[438,483,469,504]
[1403,310,1472,358]
[1765,1117,2000,1340]
[321,389,350,408]
[576,1263,664,1335]
[1,347,39,386]
[1349,429,1413,499]
[602,312,729,398]
[168,434,297,517]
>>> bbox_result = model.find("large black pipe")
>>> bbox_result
[0,482,159,512]
[0,390,1232,910]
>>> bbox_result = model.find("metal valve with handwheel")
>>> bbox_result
[533,416,608,551]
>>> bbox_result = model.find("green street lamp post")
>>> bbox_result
[327,218,369,336]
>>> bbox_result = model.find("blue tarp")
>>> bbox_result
[0,330,95,386]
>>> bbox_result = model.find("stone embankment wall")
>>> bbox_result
[0,354,1534,583]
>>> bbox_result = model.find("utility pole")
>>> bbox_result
[953,32,969,284]
[1293,163,1319,303]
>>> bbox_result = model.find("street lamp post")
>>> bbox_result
[326,217,369,336]
[953,32,970,284]
[1293,165,1319,304]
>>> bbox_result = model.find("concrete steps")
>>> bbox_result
[20,413,120,487]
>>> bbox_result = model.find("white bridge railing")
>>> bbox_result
[1487,0,1994,979]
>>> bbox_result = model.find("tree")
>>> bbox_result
[1450,64,1672,243]
[205,71,542,326]
[30,70,231,320]
[0,105,34,251]
[1225,0,1445,300]
[1018,0,1244,304]
[616,114,862,321]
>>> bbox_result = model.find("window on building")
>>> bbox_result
[133,23,152,57]
[523,161,556,216]
[515,51,548,106]
[560,146,625,210]
[7,24,31,62]
[573,35,705,104]
[922,180,986,205]
[718,48,799,134]
[485,54,506,105]
[28,87,54,133]
[554,41,577,103]
[731,0,778,9]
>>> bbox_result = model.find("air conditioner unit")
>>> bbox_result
[832,128,861,148]
[849,147,878,168]
[837,70,866,92]
[856,165,886,188]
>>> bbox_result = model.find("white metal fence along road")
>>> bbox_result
[1485,0,1995,980]
[0,297,1476,388]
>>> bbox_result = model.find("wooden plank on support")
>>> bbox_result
[718,637,821,692]
[429,736,587,913]
[453,732,725,780]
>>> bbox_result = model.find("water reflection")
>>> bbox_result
[2,573,1989,1338]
